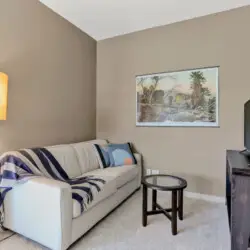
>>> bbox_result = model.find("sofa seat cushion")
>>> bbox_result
[73,175,116,218]
[83,165,139,189]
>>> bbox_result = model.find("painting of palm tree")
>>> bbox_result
[136,67,219,127]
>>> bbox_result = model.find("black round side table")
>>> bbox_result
[142,174,187,235]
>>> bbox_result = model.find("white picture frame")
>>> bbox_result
[136,67,219,127]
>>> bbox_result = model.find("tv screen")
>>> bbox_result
[244,100,250,150]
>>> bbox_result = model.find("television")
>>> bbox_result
[244,100,250,151]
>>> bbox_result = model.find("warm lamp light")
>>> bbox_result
[0,72,8,120]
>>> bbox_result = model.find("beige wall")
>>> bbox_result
[0,0,96,153]
[97,6,250,196]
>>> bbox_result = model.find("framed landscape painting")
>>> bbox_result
[136,67,219,127]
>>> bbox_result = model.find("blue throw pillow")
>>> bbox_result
[107,143,137,167]
[94,144,110,168]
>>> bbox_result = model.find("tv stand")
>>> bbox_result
[227,150,250,250]
[240,149,250,156]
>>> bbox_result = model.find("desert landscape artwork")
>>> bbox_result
[136,67,219,127]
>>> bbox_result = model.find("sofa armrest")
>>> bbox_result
[4,177,72,250]
[134,153,142,187]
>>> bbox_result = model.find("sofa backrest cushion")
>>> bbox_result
[71,139,107,174]
[46,144,82,178]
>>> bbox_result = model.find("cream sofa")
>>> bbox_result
[3,139,142,250]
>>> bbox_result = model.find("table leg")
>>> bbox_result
[172,190,178,235]
[178,189,183,220]
[152,190,157,210]
[142,184,148,227]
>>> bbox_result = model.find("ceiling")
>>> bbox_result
[40,0,250,41]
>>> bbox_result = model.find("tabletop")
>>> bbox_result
[142,174,187,191]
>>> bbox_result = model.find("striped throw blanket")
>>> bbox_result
[0,148,106,224]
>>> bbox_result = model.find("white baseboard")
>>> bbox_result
[184,191,225,203]
[149,189,225,203]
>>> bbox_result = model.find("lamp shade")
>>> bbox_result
[0,72,8,120]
